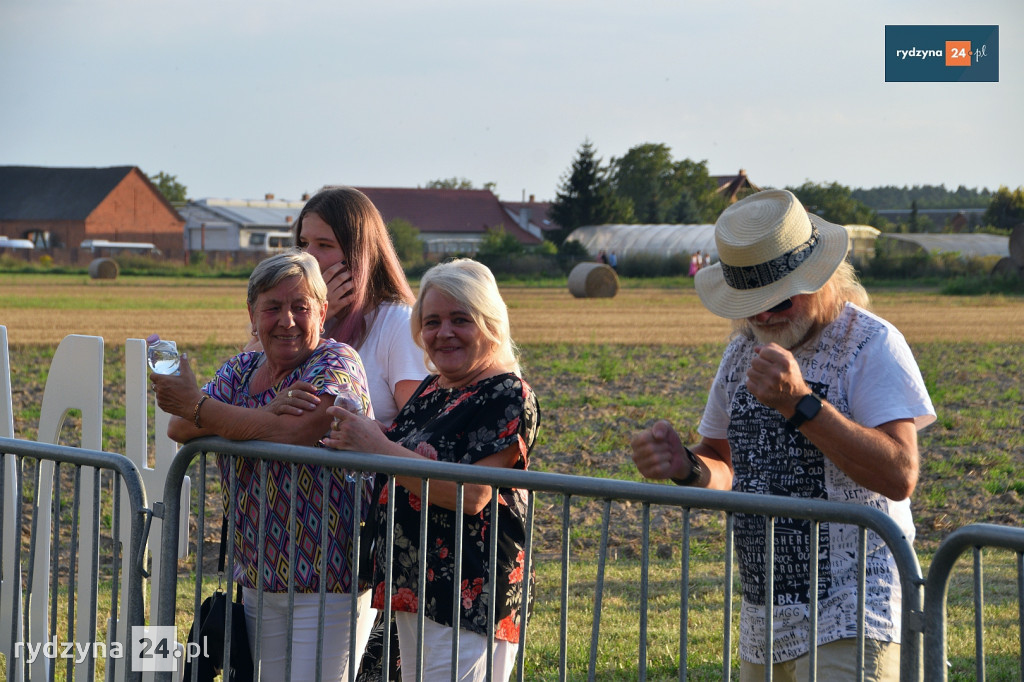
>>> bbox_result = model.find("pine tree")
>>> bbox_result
[550,140,631,243]
[983,186,1024,230]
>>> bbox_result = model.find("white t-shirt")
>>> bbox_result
[699,303,935,664]
[356,302,428,427]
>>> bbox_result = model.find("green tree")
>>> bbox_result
[787,181,878,227]
[550,140,632,243]
[907,200,920,233]
[852,184,992,209]
[983,186,1024,230]
[534,240,558,255]
[608,144,725,224]
[609,143,678,223]
[425,177,476,190]
[671,157,728,222]
[424,177,499,197]
[386,218,424,264]
[477,226,524,256]
[149,171,187,202]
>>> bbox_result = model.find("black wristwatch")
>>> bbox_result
[789,393,823,428]
[671,447,704,487]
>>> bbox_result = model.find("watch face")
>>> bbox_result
[789,394,822,428]
[797,394,821,420]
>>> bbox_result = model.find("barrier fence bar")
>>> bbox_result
[923,523,1024,682]
[0,436,148,682]
[4,441,1021,681]
[151,436,930,682]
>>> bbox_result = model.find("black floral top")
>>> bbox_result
[365,372,540,642]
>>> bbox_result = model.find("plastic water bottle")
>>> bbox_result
[146,334,180,375]
[332,383,370,482]
[333,383,366,415]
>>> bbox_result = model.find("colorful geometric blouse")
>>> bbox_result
[202,339,373,593]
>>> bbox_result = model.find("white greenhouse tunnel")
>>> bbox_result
[565,224,719,260]
[565,223,1009,268]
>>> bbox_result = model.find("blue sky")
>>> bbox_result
[1,1,1020,202]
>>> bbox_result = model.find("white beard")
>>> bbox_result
[750,315,814,350]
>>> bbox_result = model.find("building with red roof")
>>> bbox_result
[354,187,545,255]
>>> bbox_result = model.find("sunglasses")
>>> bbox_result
[764,298,793,314]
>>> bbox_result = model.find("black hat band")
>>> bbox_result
[719,226,820,291]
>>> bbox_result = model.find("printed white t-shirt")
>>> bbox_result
[699,303,935,664]
[356,302,428,427]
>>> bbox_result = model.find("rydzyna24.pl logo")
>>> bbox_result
[885,25,998,82]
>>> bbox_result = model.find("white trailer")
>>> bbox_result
[184,222,242,251]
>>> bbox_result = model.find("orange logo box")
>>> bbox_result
[946,40,971,66]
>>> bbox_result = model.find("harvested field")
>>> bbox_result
[2,279,1023,346]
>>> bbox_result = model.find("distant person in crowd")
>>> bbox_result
[254,186,426,428]
[326,258,540,682]
[630,189,935,682]
[689,252,701,277]
[598,249,608,264]
[608,251,618,270]
[153,251,376,681]
[701,250,711,270]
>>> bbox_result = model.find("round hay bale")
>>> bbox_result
[568,263,619,298]
[991,257,1022,279]
[88,257,119,280]
[1009,225,1024,267]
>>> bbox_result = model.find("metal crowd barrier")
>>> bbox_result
[924,523,1024,682]
[0,437,149,682]
[152,437,936,682]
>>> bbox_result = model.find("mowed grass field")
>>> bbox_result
[2,272,1023,680]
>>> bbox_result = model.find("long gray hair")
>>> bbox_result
[731,260,870,340]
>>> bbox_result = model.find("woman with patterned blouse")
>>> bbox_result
[152,251,376,681]
[325,258,540,682]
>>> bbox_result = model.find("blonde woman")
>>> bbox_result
[327,259,540,682]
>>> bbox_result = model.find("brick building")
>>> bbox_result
[0,166,184,255]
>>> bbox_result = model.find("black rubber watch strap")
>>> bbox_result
[671,447,704,487]
[789,393,822,428]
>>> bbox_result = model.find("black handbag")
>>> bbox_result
[183,517,255,682]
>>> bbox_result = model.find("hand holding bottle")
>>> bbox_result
[332,383,366,420]
[147,334,180,375]
[327,384,374,482]
[150,353,203,421]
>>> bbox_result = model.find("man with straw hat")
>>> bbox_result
[631,189,935,681]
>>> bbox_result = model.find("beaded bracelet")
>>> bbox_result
[192,394,209,428]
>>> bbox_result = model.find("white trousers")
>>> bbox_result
[242,587,376,682]
[394,610,518,682]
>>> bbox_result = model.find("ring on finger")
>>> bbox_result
[288,390,294,398]
[332,419,341,431]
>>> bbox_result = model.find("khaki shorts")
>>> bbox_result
[739,638,900,682]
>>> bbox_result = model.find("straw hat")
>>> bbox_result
[695,189,849,319]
